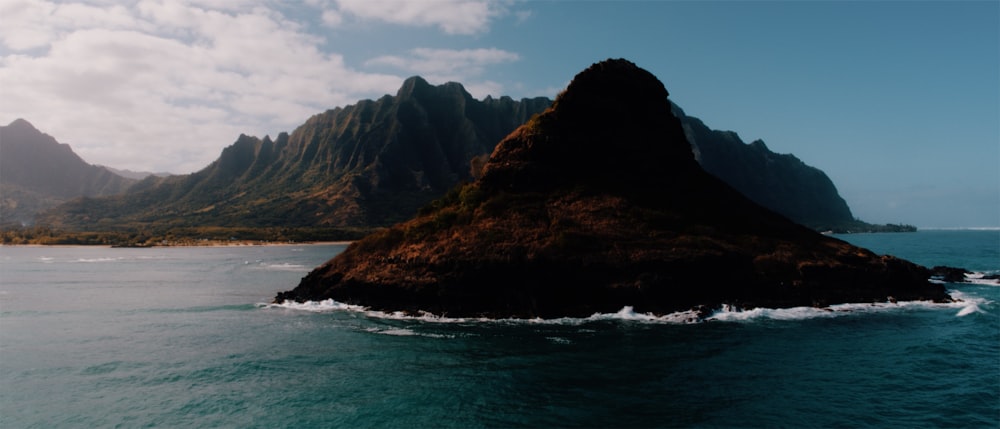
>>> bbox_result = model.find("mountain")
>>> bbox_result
[36,78,551,230]
[101,166,172,180]
[0,119,136,225]
[674,105,856,230]
[36,77,868,232]
[274,59,947,318]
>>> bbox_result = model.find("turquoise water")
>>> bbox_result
[1,230,997,428]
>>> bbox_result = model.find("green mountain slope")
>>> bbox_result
[37,78,550,230]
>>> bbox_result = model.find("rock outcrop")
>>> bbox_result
[275,59,949,318]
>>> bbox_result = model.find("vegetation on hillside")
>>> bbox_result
[0,225,369,246]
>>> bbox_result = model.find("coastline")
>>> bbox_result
[0,240,353,248]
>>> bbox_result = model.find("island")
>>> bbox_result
[274,59,950,319]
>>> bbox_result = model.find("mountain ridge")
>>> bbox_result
[28,76,890,233]
[34,78,551,230]
[275,59,946,318]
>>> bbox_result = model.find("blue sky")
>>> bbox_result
[1,0,997,227]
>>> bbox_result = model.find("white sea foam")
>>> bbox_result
[255,262,309,271]
[370,327,417,336]
[546,336,572,344]
[703,298,987,321]
[965,272,1000,286]
[949,290,991,316]
[363,327,454,338]
[73,257,120,263]
[267,293,991,324]
[267,299,368,313]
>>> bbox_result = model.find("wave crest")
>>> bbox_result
[263,293,990,323]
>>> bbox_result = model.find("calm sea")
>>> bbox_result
[1,230,997,428]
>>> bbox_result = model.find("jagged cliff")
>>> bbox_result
[674,105,855,229]
[35,73,879,232]
[0,119,136,225]
[275,59,947,318]
[36,79,550,229]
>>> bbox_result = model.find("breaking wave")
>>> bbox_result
[363,327,454,338]
[252,262,309,271]
[964,272,1000,286]
[263,290,990,324]
[73,257,121,263]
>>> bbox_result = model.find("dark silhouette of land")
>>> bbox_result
[275,59,947,318]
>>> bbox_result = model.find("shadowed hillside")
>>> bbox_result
[36,79,550,230]
[0,119,135,225]
[35,76,902,233]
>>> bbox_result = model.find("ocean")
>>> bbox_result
[1,230,997,428]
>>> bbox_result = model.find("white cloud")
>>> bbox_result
[0,0,146,51]
[0,0,527,173]
[334,0,504,35]
[321,9,343,27]
[0,0,403,173]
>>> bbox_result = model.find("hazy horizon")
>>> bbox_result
[1,1,997,228]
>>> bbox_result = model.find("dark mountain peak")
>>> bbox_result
[234,133,259,145]
[440,81,469,94]
[2,118,58,147]
[396,76,473,103]
[553,58,669,115]
[1,119,78,164]
[398,75,431,93]
[6,118,39,132]
[1,119,136,224]
[210,134,263,176]
[481,58,696,193]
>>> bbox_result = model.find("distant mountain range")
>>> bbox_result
[6,77,898,232]
[673,104,856,229]
[0,119,137,225]
[101,166,171,180]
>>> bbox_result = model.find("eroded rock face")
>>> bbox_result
[275,59,949,318]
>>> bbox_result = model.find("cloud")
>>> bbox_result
[365,47,519,97]
[333,0,504,35]
[0,0,403,173]
[0,0,526,173]
[0,0,146,51]
[321,9,343,27]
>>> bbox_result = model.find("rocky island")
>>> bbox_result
[275,59,949,318]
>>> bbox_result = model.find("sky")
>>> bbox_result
[0,0,997,228]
